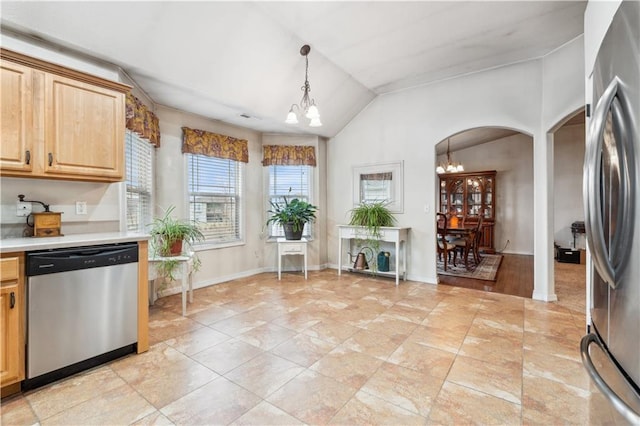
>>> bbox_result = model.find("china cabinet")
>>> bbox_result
[439,170,496,252]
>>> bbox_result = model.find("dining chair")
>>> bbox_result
[451,215,484,269]
[436,213,457,271]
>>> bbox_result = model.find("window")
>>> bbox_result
[125,131,153,232]
[187,154,243,244]
[267,165,313,238]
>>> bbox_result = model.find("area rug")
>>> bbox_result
[437,254,503,281]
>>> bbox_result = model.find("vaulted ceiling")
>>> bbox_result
[1,1,586,140]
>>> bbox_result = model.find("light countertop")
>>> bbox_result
[0,232,150,253]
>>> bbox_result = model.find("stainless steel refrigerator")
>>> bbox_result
[581,1,640,423]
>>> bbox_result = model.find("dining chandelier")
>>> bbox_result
[285,44,322,127]
[436,138,464,174]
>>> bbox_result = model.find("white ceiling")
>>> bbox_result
[1,1,586,141]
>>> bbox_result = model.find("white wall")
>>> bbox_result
[328,39,584,300]
[553,124,586,249]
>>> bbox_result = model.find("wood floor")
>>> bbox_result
[438,253,534,298]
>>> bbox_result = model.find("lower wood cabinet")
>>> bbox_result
[0,253,25,393]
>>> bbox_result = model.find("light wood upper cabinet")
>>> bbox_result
[0,61,33,173]
[0,48,130,182]
[0,254,25,390]
[44,73,124,179]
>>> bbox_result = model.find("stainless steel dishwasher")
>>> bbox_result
[24,242,138,389]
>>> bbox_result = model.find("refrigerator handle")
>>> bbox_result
[581,334,640,424]
[584,76,635,289]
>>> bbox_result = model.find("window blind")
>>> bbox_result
[187,154,243,243]
[267,165,312,238]
[125,131,153,232]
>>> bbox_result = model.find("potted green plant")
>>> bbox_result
[348,201,396,271]
[149,206,204,282]
[266,192,318,240]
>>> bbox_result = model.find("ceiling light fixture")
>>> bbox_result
[285,44,322,127]
[436,138,464,174]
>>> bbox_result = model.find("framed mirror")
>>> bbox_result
[352,161,404,213]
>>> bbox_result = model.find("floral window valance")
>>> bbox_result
[181,127,248,163]
[261,145,316,166]
[125,93,160,147]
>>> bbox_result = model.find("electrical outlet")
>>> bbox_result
[17,202,32,217]
[76,201,88,215]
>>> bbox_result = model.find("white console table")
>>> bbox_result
[337,225,410,285]
[277,238,308,280]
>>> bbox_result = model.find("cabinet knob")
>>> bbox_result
[25,150,31,165]
[10,292,15,309]
[48,152,53,166]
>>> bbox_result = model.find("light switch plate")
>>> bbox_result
[76,201,88,215]
[17,202,32,217]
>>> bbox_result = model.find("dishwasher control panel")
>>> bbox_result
[26,242,139,276]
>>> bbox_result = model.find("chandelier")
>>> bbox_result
[436,138,464,174]
[285,45,322,127]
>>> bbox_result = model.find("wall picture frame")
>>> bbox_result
[352,160,404,213]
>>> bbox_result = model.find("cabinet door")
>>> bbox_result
[0,255,23,388]
[0,61,33,173]
[44,73,124,181]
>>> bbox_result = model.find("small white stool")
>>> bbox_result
[277,238,308,280]
[148,252,195,316]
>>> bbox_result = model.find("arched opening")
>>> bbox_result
[434,127,534,297]
[550,107,586,314]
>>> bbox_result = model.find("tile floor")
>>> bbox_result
[0,269,626,425]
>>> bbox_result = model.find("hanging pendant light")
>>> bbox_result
[285,44,322,127]
[436,138,464,174]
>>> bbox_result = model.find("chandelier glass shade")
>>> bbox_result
[436,138,464,174]
[285,45,322,127]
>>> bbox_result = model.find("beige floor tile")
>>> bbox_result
[160,377,261,425]
[0,394,38,426]
[110,344,218,408]
[523,348,591,390]
[310,346,384,388]
[362,314,419,340]
[225,352,305,398]
[329,389,426,425]
[523,331,581,362]
[458,331,523,365]
[147,307,204,342]
[383,303,430,324]
[522,372,614,425]
[387,340,456,379]
[187,305,240,325]
[524,315,584,341]
[271,309,323,332]
[25,365,126,420]
[446,354,522,404]
[266,370,357,424]
[236,322,298,350]
[163,326,231,356]
[360,361,444,417]
[39,383,155,425]
[270,333,336,367]
[231,401,305,426]
[191,337,264,374]
[209,310,269,336]
[428,381,521,425]
[340,328,404,361]
[301,318,360,345]
[406,324,468,354]
[131,410,175,425]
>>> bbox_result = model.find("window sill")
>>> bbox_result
[193,240,245,251]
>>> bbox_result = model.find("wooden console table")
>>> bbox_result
[337,225,410,285]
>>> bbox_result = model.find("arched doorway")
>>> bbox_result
[434,127,534,297]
